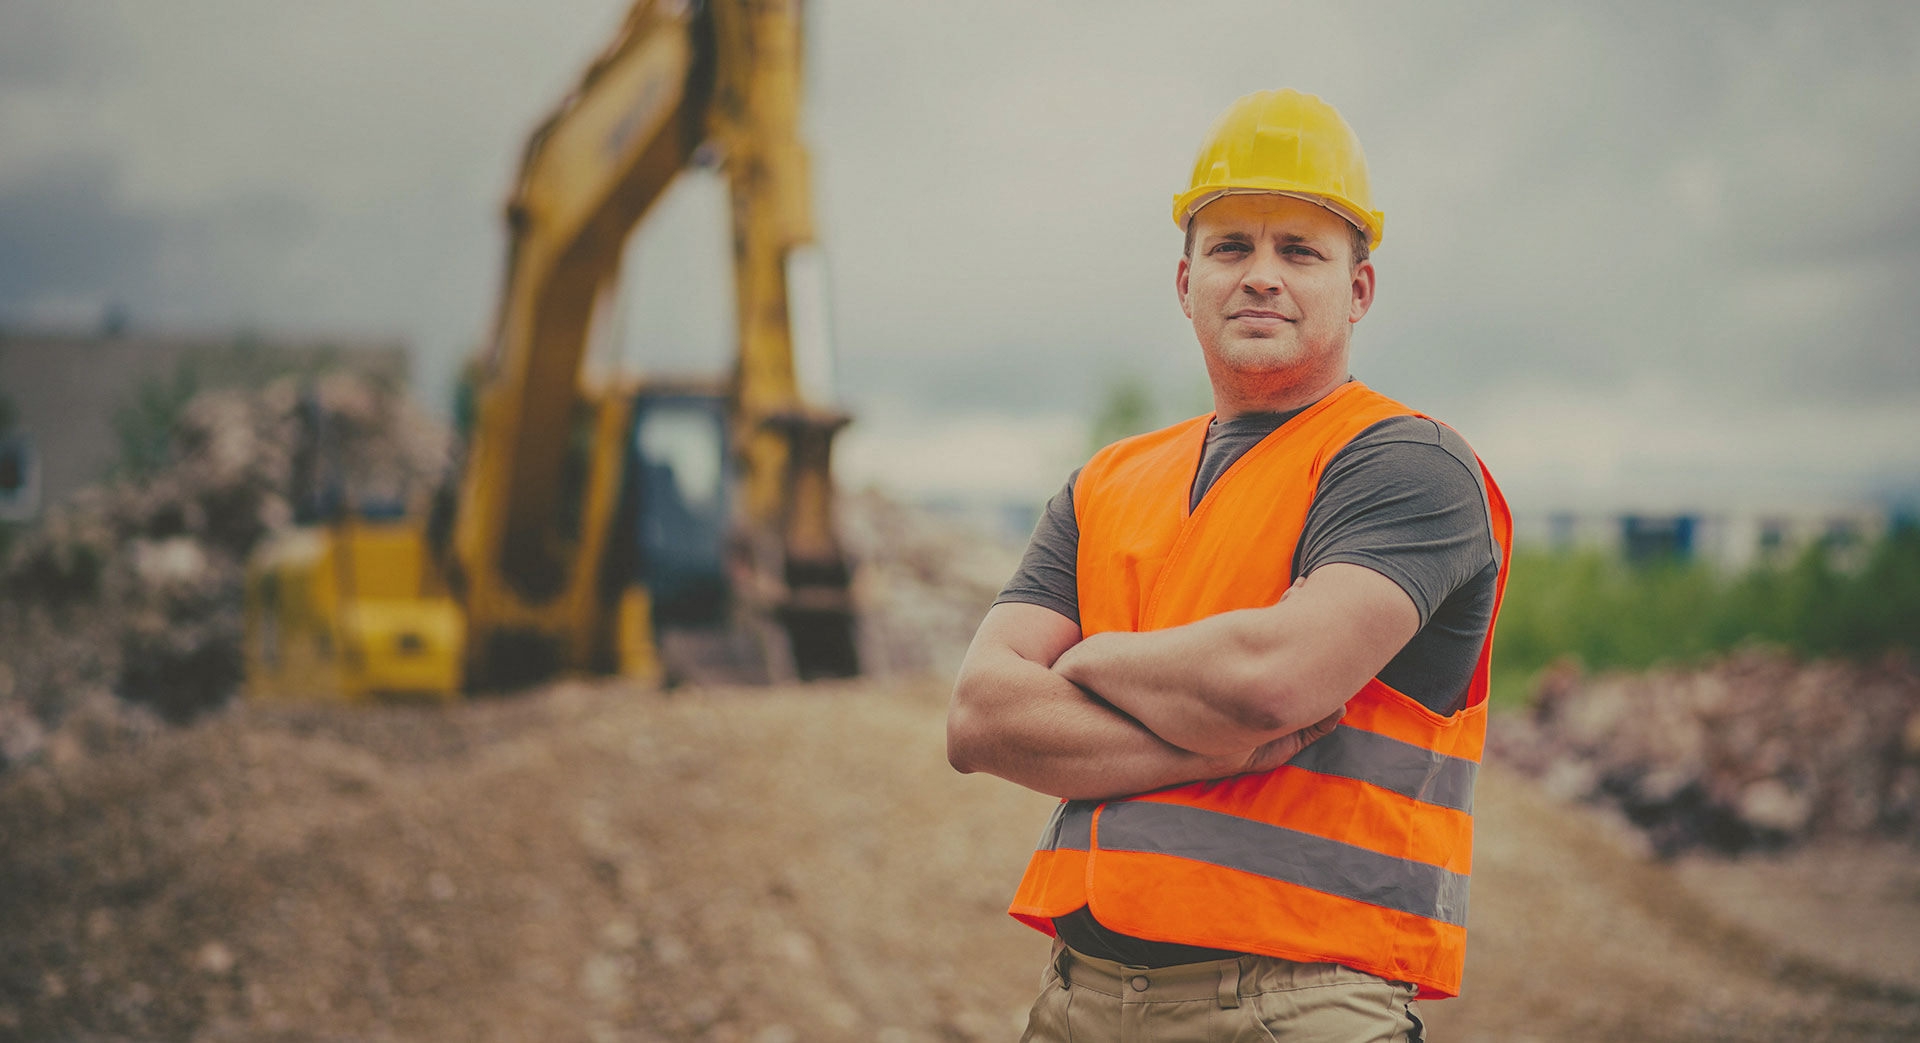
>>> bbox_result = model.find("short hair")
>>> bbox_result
[1183,214,1371,269]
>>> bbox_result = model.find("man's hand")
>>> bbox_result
[1237,705,1345,774]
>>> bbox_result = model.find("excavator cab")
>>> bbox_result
[601,386,859,686]
[619,390,732,629]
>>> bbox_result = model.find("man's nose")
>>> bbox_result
[1241,249,1287,294]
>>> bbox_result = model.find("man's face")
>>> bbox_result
[1176,194,1375,396]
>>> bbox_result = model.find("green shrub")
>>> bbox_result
[1489,526,1920,708]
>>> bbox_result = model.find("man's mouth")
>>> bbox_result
[1228,310,1294,322]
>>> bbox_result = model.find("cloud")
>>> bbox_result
[1463,376,1920,512]
[1,0,1915,506]
[0,156,163,320]
[837,402,1084,503]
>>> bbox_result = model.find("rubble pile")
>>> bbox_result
[1492,647,1920,854]
[0,375,448,768]
[0,384,1012,766]
[839,490,1024,679]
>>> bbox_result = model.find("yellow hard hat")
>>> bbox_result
[1173,89,1384,249]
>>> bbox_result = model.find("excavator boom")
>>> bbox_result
[246,0,859,701]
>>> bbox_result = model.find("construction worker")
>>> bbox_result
[947,89,1511,1041]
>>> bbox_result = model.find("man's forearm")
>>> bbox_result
[1054,608,1305,756]
[948,645,1257,800]
[1052,565,1420,757]
[948,602,1349,798]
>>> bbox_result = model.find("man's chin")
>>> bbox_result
[1217,343,1306,373]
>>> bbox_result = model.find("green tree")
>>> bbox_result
[111,361,202,479]
[1089,376,1155,454]
[1490,526,1920,708]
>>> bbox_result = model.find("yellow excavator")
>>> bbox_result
[244,0,859,700]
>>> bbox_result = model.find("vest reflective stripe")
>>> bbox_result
[1006,380,1513,1000]
[1094,801,1472,927]
[1045,700,1480,865]
[1027,703,1479,869]
[1163,721,1476,872]
[1089,849,1467,989]
[1277,722,1477,813]
[1036,799,1096,852]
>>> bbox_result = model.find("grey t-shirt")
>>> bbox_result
[995,409,1500,714]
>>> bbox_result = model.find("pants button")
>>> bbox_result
[1130,975,1150,992]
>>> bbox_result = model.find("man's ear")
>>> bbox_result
[1348,258,1375,324]
[1176,255,1193,319]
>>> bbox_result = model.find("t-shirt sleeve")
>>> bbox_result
[1293,417,1496,627]
[994,468,1082,626]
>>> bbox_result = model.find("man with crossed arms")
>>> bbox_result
[947,89,1510,1042]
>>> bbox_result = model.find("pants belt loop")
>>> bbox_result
[1216,958,1241,1009]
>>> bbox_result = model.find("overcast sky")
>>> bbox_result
[2,1,1916,511]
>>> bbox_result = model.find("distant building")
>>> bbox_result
[1513,499,1892,571]
[0,329,410,520]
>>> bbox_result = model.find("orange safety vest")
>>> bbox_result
[1007,381,1512,999]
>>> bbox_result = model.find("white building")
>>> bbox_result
[1511,496,1894,572]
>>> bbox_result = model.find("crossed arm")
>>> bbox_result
[945,562,1420,800]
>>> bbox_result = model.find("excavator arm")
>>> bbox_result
[450,0,857,685]
[456,0,710,606]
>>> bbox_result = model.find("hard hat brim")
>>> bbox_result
[1174,185,1384,250]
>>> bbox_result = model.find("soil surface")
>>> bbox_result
[3,676,1917,1042]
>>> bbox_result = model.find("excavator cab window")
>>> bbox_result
[623,391,732,627]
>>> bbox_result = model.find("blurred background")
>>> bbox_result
[2,2,1918,1041]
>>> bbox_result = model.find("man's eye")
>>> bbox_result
[1285,246,1321,259]
[1212,243,1249,255]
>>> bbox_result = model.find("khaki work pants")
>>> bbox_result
[1020,941,1424,1043]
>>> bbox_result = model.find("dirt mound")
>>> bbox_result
[0,679,1054,1042]
[1492,648,1920,854]
[838,490,1022,680]
[3,677,1918,1042]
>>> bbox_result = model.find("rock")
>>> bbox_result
[43,689,161,763]
[650,933,691,966]
[0,698,46,768]
[578,954,627,1005]
[773,929,817,967]
[600,918,639,950]
[130,537,213,595]
[195,942,236,976]
[1738,779,1811,834]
